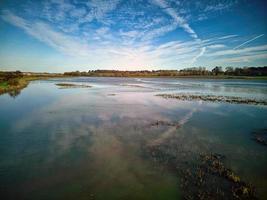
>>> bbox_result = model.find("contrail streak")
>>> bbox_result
[233,34,264,50]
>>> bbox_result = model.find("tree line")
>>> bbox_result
[1,67,266,78]
[64,66,267,77]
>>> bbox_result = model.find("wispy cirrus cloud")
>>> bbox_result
[203,43,267,65]
[1,10,91,57]
[204,2,236,12]
[191,47,206,64]
[0,0,266,70]
[209,44,267,57]
[207,44,226,49]
[207,53,267,65]
[42,0,121,25]
[152,0,198,39]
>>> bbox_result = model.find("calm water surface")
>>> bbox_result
[0,77,267,199]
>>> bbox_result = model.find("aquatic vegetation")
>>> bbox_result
[156,94,267,106]
[145,142,258,199]
[199,154,256,197]
[55,83,92,89]
[149,120,180,129]
[120,83,160,90]
[120,83,154,89]
[121,84,144,88]
[251,128,267,146]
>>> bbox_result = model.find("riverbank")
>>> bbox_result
[0,75,64,96]
[1,73,266,96]
[64,74,267,80]
[0,76,33,96]
[156,75,267,80]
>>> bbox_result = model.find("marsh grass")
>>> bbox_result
[0,78,28,96]
[157,94,267,106]
[0,76,60,96]
[55,83,92,89]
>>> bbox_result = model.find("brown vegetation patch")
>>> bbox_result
[0,71,65,97]
[55,83,92,89]
[144,142,258,199]
[157,94,267,106]
[149,120,180,129]
[251,128,267,146]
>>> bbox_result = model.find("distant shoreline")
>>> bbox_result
[66,75,267,80]
[1,72,267,96]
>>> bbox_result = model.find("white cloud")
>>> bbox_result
[209,53,267,64]
[202,44,267,66]
[152,0,198,39]
[1,10,90,57]
[204,1,236,12]
[42,0,121,26]
[207,44,226,49]
[80,0,121,24]
[141,22,179,41]
[191,47,206,64]
[209,44,267,57]
[119,30,139,38]
[1,0,266,70]
[69,7,87,18]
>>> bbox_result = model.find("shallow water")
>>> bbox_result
[0,77,267,199]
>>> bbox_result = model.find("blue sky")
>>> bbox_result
[0,0,266,72]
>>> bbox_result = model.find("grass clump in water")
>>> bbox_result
[156,93,267,106]
[55,83,92,89]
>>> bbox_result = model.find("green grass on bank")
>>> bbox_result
[0,76,59,96]
[0,81,8,88]
[0,78,28,95]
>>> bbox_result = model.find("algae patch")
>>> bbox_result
[56,83,92,89]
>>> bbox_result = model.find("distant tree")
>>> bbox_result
[225,67,234,75]
[62,66,267,77]
[212,66,223,75]
[234,68,242,76]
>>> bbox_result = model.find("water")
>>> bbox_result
[0,77,267,199]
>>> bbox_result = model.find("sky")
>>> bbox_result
[0,0,267,72]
